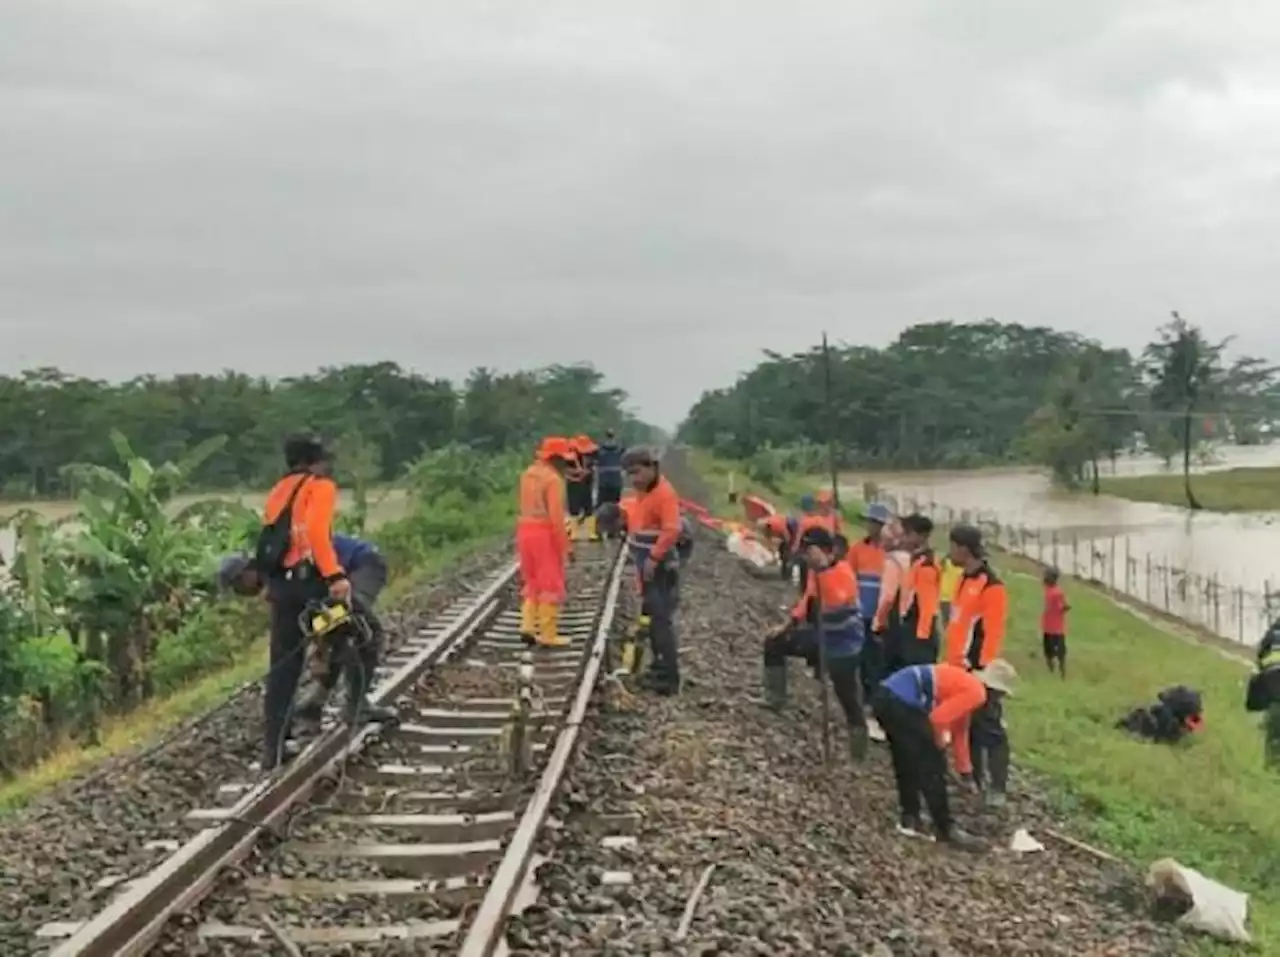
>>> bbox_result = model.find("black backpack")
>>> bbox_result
[253,474,311,577]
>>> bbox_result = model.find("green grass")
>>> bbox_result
[695,452,1274,951]
[1101,466,1280,512]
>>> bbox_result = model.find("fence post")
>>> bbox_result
[1237,587,1245,644]
[1211,573,1221,636]
[1162,561,1170,612]
[1144,553,1151,603]
[1109,535,1117,590]
[1072,533,1079,577]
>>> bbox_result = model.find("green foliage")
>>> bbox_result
[0,362,648,500]
[679,318,1280,484]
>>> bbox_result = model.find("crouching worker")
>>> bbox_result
[762,527,871,762]
[872,660,1017,849]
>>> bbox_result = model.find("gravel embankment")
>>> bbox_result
[512,530,1183,956]
[0,546,507,957]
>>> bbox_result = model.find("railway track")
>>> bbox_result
[36,543,628,956]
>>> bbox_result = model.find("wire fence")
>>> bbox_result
[876,491,1278,647]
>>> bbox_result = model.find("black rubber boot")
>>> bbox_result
[938,825,986,852]
[762,663,788,712]
[984,741,1011,809]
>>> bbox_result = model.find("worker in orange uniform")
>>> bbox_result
[257,434,362,770]
[762,527,870,761]
[847,502,891,699]
[517,436,575,648]
[872,513,942,673]
[622,447,684,695]
[757,512,798,579]
[790,490,841,592]
[566,434,598,542]
[942,524,1011,808]
[872,659,1016,848]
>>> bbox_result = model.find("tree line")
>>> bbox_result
[0,362,653,500]
[677,315,1280,500]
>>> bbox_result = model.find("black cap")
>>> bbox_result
[621,447,658,468]
[799,526,836,551]
[949,523,984,557]
[284,433,328,469]
[902,513,934,536]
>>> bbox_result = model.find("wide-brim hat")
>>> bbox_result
[865,502,893,525]
[977,658,1018,696]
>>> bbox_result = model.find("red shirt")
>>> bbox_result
[1042,584,1067,634]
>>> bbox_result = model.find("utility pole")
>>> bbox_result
[814,332,837,767]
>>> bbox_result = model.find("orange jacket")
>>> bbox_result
[845,536,886,619]
[263,473,342,579]
[630,475,682,561]
[518,460,570,554]
[790,511,840,551]
[930,664,988,729]
[906,551,941,640]
[943,562,1008,669]
[790,559,859,622]
[619,492,638,531]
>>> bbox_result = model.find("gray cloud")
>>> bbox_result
[3,0,1279,426]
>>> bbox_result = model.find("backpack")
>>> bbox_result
[676,515,695,562]
[253,474,311,577]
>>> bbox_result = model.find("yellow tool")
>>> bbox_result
[619,614,650,675]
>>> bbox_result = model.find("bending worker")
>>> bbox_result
[517,436,574,648]
[762,526,870,761]
[623,447,684,695]
[871,659,1016,849]
[219,532,394,731]
[942,523,1011,808]
[256,434,352,771]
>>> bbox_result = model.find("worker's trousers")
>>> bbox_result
[641,567,681,692]
[950,687,1009,792]
[263,570,327,768]
[871,687,952,831]
[763,630,865,732]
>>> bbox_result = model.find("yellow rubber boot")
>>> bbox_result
[519,599,537,643]
[586,514,599,541]
[537,603,570,648]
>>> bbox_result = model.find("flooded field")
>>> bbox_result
[0,487,410,564]
[846,447,1280,644]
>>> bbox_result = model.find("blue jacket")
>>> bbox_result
[881,664,936,711]
[334,534,380,570]
[596,441,625,483]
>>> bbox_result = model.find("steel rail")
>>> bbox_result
[457,541,629,956]
[49,560,520,957]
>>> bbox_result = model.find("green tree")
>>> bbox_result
[1141,312,1228,510]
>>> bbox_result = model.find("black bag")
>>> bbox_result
[253,474,311,577]
[677,516,695,562]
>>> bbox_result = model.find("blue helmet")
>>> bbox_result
[799,494,816,513]
[865,502,893,525]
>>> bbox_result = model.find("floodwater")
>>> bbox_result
[844,446,1280,644]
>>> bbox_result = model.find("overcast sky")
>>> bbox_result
[3,1,1279,427]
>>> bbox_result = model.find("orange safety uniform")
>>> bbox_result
[941,561,1008,774]
[263,473,343,581]
[628,475,682,569]
[845,535,886,621]
[516,437,575,647]
[873,548,941,666]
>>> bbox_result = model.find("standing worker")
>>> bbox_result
[872,514,941,672]
[566,434,599,541]
[256,434,354,771]
[871,660,1016,848]
[790,490,840,592]
[939,552,962,626]
[594,429,627,519]
[517,436,575,648]
[757,512,797,579]
[942,524,1012,807]
[761,526,870,761]
[1041,566,1070,678]
[623,447,684,695]
[848,503,891,698]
